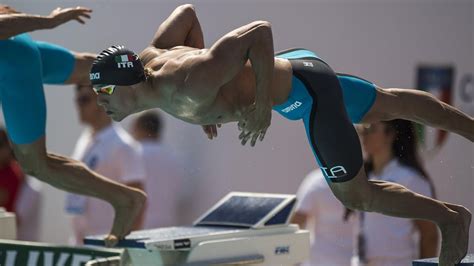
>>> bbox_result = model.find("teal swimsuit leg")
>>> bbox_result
[0,34,75,144]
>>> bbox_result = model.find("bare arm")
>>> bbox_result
[0,7,92,40]
[151,4,204,49]
[0,14,53,39]
[414,219,439,258]
[186,21,274,146]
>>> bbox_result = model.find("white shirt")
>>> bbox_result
[140,141,182,229]
[296,169,356,266]
[66,124,145,244]
[15,176,42,241]
[354,159,434,266]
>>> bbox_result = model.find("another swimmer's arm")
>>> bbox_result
[0,7,91,40]
[0,14,52,39]
[151,4,204,49]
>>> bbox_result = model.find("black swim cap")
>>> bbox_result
[90,45,145,86]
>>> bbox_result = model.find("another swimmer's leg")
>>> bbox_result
[35,41,96,85]
[64,51,96,84]
[328,168,471,266]
[362,87,474,142]
[12,138,146,246]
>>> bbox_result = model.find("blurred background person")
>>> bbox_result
[0,127,42,241]
[15,175,42,241]
[351,120,439,266]
[66,84,146,244]
[0,128,22,214]
[292,168,357,266]
[131,111,183,228]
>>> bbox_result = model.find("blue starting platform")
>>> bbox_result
[413,254,474,266]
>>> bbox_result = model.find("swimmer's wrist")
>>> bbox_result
[43,15,59,29]
[254,97,272,111]
[255,86,272,106]
[36,16,57,29]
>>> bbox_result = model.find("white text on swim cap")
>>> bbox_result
[117,62,134,69]
[116,55,135,69]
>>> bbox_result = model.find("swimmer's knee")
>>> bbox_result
[335,190,373,212]
[12,144,48,177]
[348,196,373,212]
[330,171,374,212]
[16,156,46,177]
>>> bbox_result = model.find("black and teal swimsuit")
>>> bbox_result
[273,48,376,183]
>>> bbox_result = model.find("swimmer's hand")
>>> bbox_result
[238,102,271,147]
[47,6,92,28]
[202,124,221,140]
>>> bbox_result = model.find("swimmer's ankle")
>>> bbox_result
[438,208,460,228]
[112,188,147,209]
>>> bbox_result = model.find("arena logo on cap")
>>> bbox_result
[115,54,135,69]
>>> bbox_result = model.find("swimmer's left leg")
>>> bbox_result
[295,58,470,265]
[361,87,474,142]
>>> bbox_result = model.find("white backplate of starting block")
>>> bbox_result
[0,208,16,240]
[85,192,310,266]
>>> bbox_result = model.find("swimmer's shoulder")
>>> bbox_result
[140,46,206,67]
[140,46,167,65]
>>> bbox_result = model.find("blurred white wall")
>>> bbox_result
[1,0,472,252]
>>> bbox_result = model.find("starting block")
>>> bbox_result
[413,254,474,266]
[85,192,309,265]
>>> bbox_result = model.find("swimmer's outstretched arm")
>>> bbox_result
[0,6,92,40]
[150,4,204,49]
[185,21,274,146]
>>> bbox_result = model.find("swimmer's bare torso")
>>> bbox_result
[138,45,292,125]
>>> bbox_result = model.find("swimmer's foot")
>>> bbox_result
[438,204,471,266]
[105,188,147,247]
